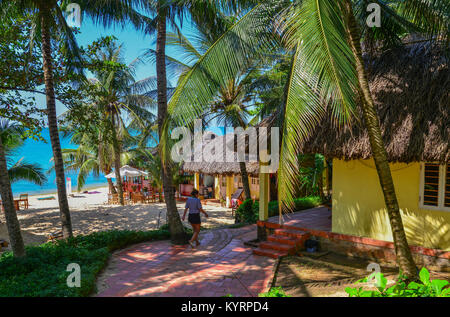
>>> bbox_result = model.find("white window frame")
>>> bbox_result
[419,163,450,212]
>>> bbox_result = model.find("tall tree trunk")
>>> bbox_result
[239,162,252,200]
[341,0,418,280]
[156,12,187,244]
[40,8,72,238]
[0,137,25,257]
[110,115,124,205]
[107,177,116,194]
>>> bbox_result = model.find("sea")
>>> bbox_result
[10,128,108,197]
[9,126,226,197]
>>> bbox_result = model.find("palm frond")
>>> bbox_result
[8,159,47,186]
[168,2,278,127]
[278,0,358,213]
[396,0,450,39]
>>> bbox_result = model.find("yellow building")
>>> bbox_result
[331,160,449,250]
[296,43,449,251]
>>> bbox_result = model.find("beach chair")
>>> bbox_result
[145,190,156,203]
[0,239,8,252]
[131,192,144,204]
[47,230,63,242]
[0,200,20,211]
[123,192,131,205]
[230,188,244,216]
[19,194,29,209]
[108,193,119,204]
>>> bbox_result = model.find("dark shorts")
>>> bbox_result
[188,213,201,225]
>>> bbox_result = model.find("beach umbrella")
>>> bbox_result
[104,165,148,179]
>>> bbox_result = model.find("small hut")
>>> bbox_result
[181,131,261,206]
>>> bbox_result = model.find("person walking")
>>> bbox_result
[182,189,208,248]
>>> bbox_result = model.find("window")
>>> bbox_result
[221,176,226,187]
[420,163,450,211]
[251,176,259,185]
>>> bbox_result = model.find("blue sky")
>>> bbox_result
[45,15,197,115]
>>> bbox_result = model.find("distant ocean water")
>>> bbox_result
[10,128,108,197]
[9,126,226,197]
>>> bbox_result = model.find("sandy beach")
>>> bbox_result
[0,186,235,250]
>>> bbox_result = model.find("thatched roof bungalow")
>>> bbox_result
[179,131,261,205]
[181,132,260,176]
[296,42,449,251]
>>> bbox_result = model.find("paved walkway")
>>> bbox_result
[96,225,275,297]
[268,207,332,231]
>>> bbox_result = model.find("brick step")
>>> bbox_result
[253,247,288,259]
[274,228,310,240]
[259,241,295,254]
[268,234,303,246]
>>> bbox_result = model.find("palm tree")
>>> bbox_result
[58,124,116,193]
[1,0,149,238]
[156,18,263,200]
[207,75,257,200]
[0,122,47,189]
[0,120,26,257]
[140,0,245,244]
[0,119,46,257]
[167,0,448,279]
[84,40,156,205]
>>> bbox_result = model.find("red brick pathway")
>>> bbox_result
[268,207,332,231]
[96,225,275,297]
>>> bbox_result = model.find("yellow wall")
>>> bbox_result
[214,176,220,200]
[219,174,260,206]
[332,159,450,250]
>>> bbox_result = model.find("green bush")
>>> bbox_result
[235,199,258,223]
[235,196,323,224]
[268,196,322,217]
[0,229,170,297]
[258,287,290,297]
[226,287,290,297]
[345,268,450,297]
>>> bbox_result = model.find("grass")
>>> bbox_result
[0,229,170,297]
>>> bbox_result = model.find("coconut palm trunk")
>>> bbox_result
[237,119,252,200]
[40,6,72,238]
[110,114,124,205]
[107,177,117,194]
[0,137,25,257]
[239,162,251,200]
[341,0,418,280]
[156,12,187,244]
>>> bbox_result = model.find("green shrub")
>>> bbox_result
[268,196,322,217]
[258,287,290,297]
[226,287,290,297]
[235,196,323,223]
[345,268,450,297]
[0,229,170,297]
[235,199,258,223]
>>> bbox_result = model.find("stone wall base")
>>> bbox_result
[316,236,449,273]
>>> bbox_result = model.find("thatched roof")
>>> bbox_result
[181,131,260,175]
[298,42,449,163]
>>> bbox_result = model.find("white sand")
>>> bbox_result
[0,186,235,249]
